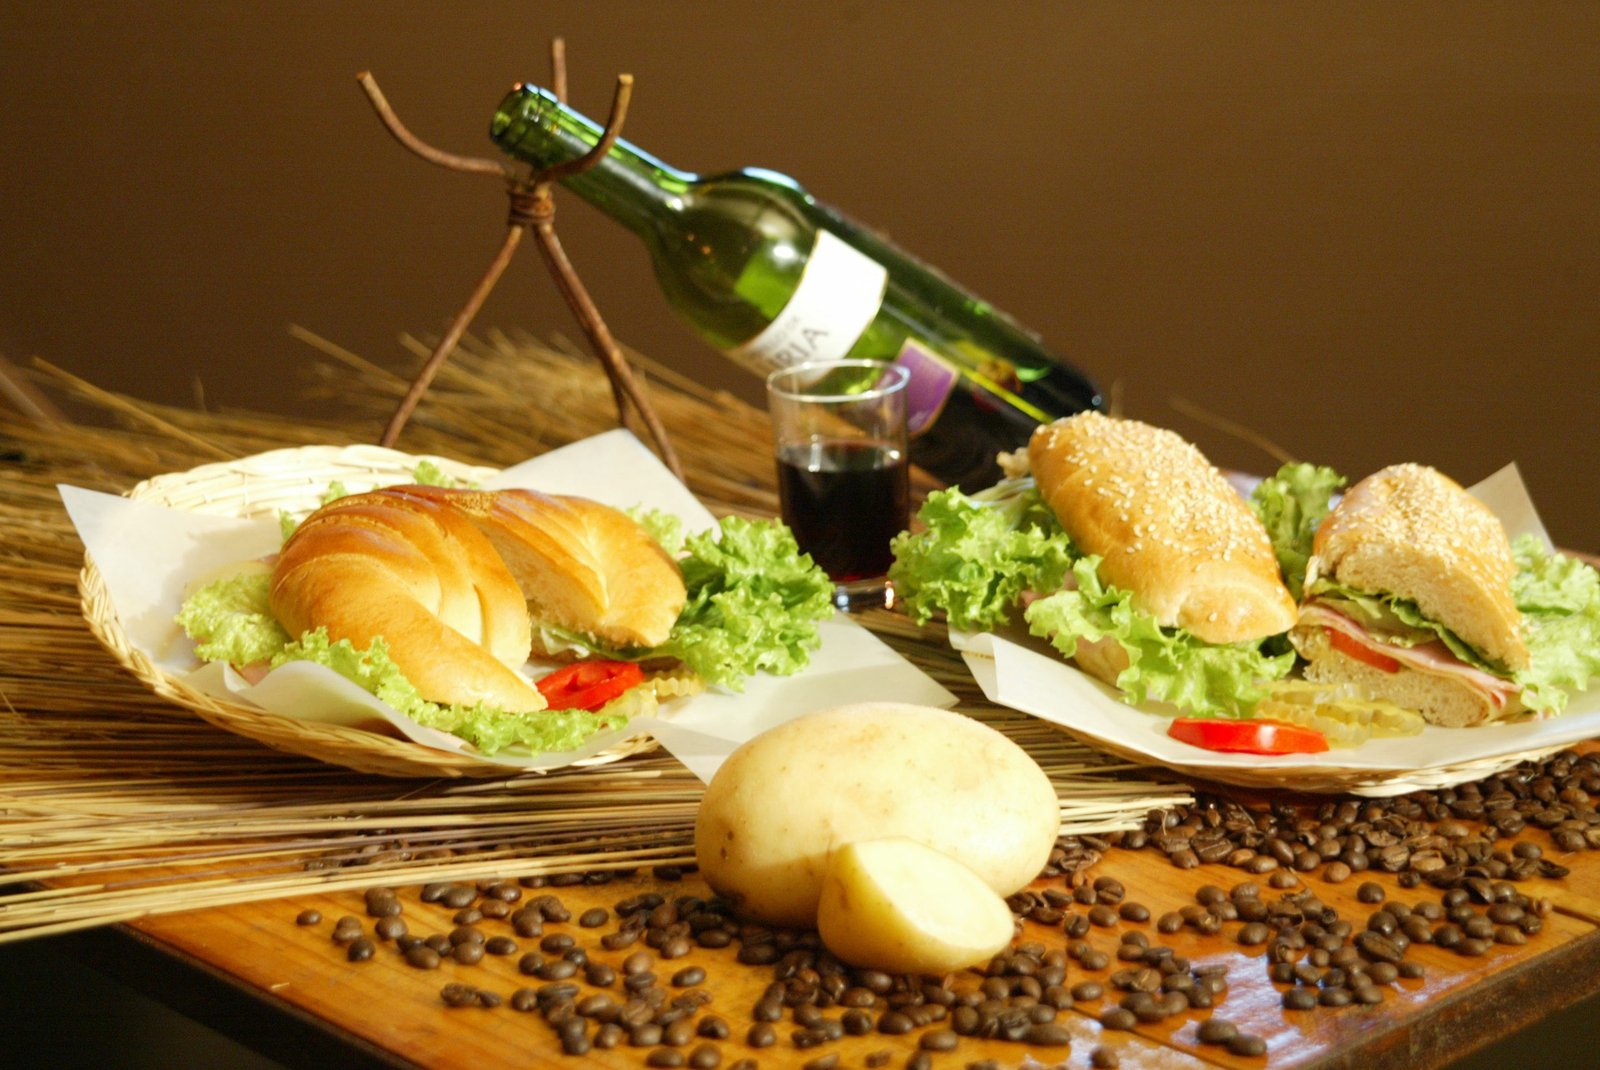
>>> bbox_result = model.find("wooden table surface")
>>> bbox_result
[85,745,1599,1070]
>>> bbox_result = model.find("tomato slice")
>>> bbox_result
[536,660,645,712]
[1168,717,1330,755]
[1327,628,1402,673]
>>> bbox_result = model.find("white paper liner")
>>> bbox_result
[954,463,1597,784]
[61,430,955,781]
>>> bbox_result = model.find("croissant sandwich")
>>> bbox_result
[890,411,1298,714]
[178,481,835,755]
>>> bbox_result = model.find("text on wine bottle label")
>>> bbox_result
[729,231,887,372]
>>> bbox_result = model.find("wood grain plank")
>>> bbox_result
[122,824,1600,1070]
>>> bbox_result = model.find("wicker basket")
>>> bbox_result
[78,444,662,778]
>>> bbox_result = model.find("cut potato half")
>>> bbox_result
[817,837,1015,975]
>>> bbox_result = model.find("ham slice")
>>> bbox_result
[1299,602,1520,710]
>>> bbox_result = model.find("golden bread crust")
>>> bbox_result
[445,488,685,650]
[1027,412,1297,644]
[270,488,545,711]
[1311,464,1527,670]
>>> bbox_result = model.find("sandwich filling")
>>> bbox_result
[1293,598,1522,713]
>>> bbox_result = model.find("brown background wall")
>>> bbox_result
[3,2,1596,546]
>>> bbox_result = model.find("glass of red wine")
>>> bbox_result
[766,359,911,611]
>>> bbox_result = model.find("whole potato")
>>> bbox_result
[694,702,1059,928]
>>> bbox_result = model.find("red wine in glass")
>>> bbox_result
[776,439,910,583]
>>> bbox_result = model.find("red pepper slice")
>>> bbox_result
[1168,717,1329,755]
[536,660,645,712]
[1328,628,1403,673]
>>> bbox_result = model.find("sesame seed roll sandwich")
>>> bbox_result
[889,411,1300,715]
[1289,463,1532,727]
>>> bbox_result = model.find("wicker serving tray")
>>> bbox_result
[77,444,661,778]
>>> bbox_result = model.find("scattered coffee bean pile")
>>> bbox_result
[1122,748,1599,888]
[292,749,1596,1066]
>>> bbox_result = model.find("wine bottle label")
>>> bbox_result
[891,340,959,436]
[729,231,887,372]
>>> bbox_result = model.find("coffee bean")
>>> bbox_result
[1227,1033,1268,1057]
[1238,922,1271,946]
[1283,987,1317,1011]
[1099,1007,1137,1031]
[877,1011,914,1035]
[801,1056,838,1070]
[1366,961,1399,984]
[405,945,441,969]
[347,938,375,962]
[1119,901,1150,923]
[1156,912,1184,934]
[1196,1017,1237,1044]
[746,1022,776,1048]
[1324,861,1352,883]
[295,909,322,926]
[1088,904,1119,927]
[537,959,578,980]
[1090,1046,1121,1068]
[441,982,478,1007]
[1320,987,1353,1007]
[602,929,640,951]
[1356,882,1386,904]
[646,1048,685,1068]
[919,1030,960,1051]
[1024,1023,1073,1046]
[1071,980,1104,1001]
[672,966,707,987]
[687,1043,721,1069]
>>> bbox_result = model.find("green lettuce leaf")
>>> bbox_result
[627,507,687,555]
[888,481,1077,630]
[652,516,835,688]
[270,629,630,756]
[1512,535,1600,713]
[175,570,291,665]
[1250,462,1346,596]
[1025,557,1296,716]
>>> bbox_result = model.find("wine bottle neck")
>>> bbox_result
[490,84,690,236]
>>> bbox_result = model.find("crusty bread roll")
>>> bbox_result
[270,487,546,711]
[435,487,685,656]
[1028,412,1297,645]
[270,484,688,710]
[1291,626,1512,728]
[1309,463,1528,670]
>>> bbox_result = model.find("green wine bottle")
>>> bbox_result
[489,83,1103,489]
